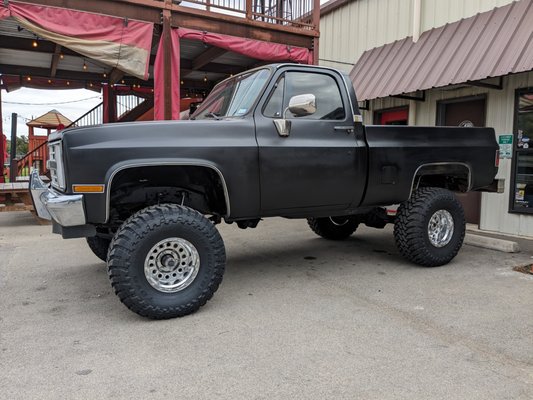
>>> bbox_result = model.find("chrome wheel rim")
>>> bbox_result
[428,210,454,248]
[329,216,350,226]
[144,238,200,293]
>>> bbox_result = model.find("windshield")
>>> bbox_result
[191,68,271,120]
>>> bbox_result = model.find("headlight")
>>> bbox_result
[48,141,66,190]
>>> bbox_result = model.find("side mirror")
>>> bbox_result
[273,93,316,137]
[287,94,316,118]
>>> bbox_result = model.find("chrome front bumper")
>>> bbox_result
[29,169,86,226]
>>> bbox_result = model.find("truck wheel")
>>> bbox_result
[107,204,225,319]
[394,187,465,267]
[86,236,111,262]
[307,216,359,240]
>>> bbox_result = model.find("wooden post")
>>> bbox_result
[312,0,320,65]
[246,0,252,20]
[162,9,172,120]
[10,113,17,182]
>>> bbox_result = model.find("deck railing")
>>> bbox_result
[16,140,48,176]
[177,0,315,28]
[67,102,103,128]
[117,95,146,120]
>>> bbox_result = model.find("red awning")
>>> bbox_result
[0,1,153,80]
[177,28,313,64]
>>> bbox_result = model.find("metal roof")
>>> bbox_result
[349,0,533,101]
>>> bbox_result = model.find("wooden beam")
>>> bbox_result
[108,68,125,85]
[19,0,161,23]
[192,47,227,71]
[50,44,61,78]
[0,64,107,82]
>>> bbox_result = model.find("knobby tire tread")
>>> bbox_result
[107,204,225,319]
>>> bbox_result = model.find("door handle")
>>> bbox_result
[334,126,354,133]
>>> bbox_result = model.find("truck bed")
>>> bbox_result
[360,126,498,207]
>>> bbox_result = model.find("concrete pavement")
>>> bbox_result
[1,211,532,399]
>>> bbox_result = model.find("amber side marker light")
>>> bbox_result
[72,185,105,193]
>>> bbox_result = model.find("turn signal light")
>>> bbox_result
[72,185,105,193]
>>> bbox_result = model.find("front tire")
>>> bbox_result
[86,236,111,262]
[394,187,465,267]
[107,204,225,319]
[307,216,360,240]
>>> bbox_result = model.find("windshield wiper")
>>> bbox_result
[205,112,222,120]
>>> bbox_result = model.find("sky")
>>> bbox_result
[1,87,103,139]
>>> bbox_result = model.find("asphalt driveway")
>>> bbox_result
[1,211,532,399]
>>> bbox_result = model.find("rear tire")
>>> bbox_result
[307,216,359,240]
[86,236,111,262]
[394,187,465,267]
[107,204,225,319]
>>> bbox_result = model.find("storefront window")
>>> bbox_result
[511,89,533,212]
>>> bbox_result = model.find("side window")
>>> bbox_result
[263,71,346,120]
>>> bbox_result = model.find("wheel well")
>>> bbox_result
[413,163,471,194]
[108,165,228,223]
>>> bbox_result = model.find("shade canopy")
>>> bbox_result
[27,109,73,129]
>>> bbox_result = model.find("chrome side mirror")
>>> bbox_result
[287,94,316,118]
[273,94,316,137]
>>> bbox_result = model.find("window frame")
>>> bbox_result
[260,70,348,121]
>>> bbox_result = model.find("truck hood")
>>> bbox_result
[50,119,249,146]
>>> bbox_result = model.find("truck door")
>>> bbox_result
[254,68,367,213]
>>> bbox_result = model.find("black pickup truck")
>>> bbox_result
[30,64,500,319]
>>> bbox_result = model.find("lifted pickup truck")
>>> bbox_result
[30,64,499,319]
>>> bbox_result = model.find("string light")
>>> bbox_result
[59,53,64,59]
[103,73,107,78]
[48,79,52,84]
[32,40,38,48]
[26,76,31,82]
[66,81,70,86]
[89,82,93,87]
[121,79,125,84]
[203,75,208,82]
[82,61,88,70]
[180,80,184,85]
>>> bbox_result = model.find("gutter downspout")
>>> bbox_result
[412,0,421,43]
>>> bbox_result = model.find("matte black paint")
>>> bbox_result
[51,64,498,228]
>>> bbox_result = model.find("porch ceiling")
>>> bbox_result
[0,17,263,93]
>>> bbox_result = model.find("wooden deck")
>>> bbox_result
[0,182,30,193]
